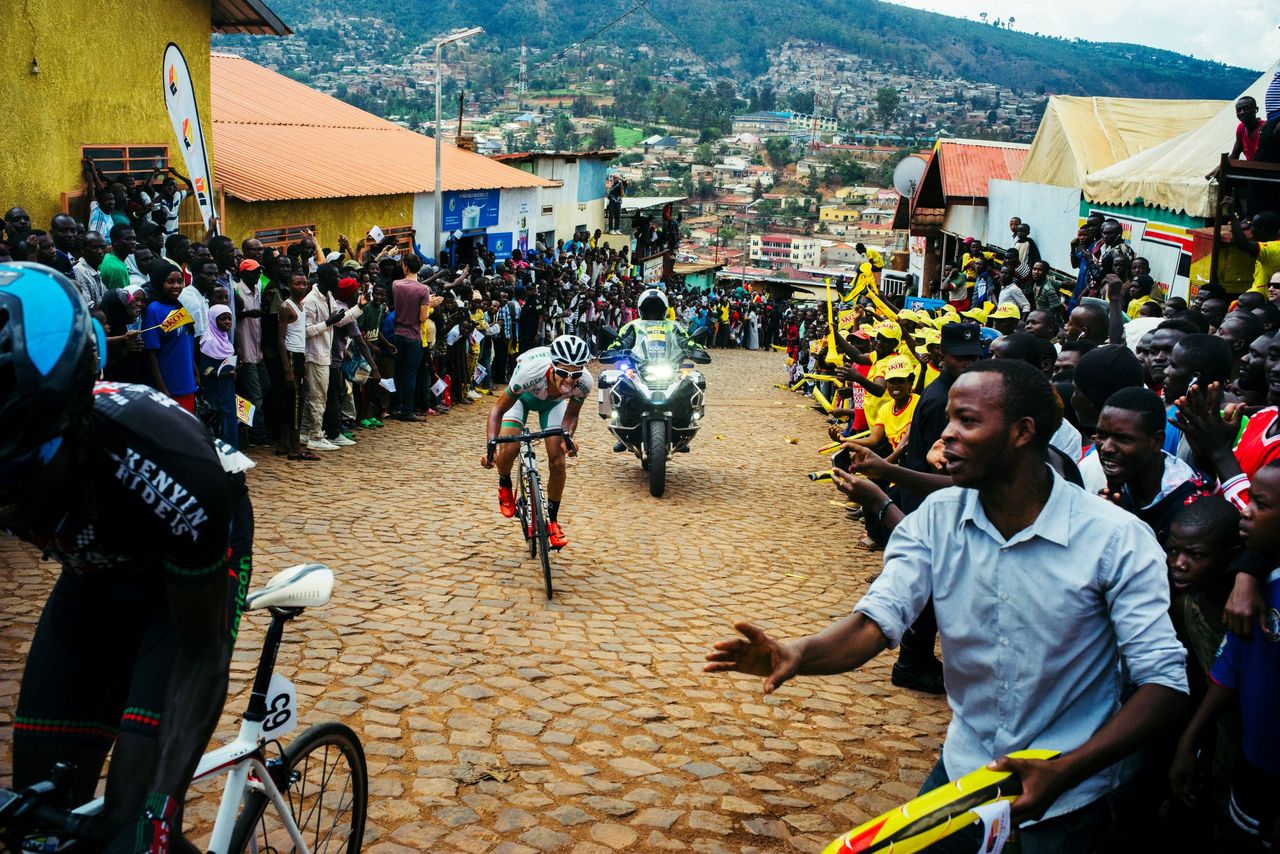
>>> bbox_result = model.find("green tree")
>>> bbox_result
[764,136,794,169]
[876,87,900,128]
[552,113,576,151]
[588,123,617,149]
[787,90,816,114]
[693,142,715,165]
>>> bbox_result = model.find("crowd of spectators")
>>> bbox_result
[0,174,790,463]
[776,205,1280,844]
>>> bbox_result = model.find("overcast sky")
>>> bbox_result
[884,0,1277,70]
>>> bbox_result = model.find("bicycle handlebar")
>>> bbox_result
[489,429,576,454]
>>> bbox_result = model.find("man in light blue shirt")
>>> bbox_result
[706,359,1187,851]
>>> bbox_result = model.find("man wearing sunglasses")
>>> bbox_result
[481,334,593,548]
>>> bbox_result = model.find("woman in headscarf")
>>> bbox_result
[199,303,240,448]
[99,288,146,383]
[140,262,198,412]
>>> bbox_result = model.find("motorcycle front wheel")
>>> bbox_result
[646,420,667,498]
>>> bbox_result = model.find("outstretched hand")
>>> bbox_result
[704,622,801,694]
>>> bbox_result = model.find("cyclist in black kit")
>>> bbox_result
[0,262,253,853]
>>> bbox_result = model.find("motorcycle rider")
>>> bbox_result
[481,334,593,549]
[604,288,705,452]
[608,288,695,355]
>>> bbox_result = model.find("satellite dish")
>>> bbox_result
[892,155,927,199]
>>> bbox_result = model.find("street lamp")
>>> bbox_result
[741,198,763,285]
[433,26,484,262]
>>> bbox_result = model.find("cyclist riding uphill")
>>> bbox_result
[0,262,254,853]
[481,334,593,549]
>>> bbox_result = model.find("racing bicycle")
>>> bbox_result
[0,563,369,854]
[490,427,575,600]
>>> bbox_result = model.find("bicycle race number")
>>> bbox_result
[262,673,299,738]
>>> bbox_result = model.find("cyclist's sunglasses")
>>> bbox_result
[552,365,585,380]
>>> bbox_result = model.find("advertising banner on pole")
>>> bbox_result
[162,43,216,232]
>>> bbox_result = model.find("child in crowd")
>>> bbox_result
[1171,461,1280,851]
[198,304,239,449]
[141,262,197,412]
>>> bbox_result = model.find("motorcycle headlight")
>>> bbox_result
[643,365,675,384]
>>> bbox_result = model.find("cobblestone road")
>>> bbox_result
[0,349,949,853]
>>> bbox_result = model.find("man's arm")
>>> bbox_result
[704,615,889,694]
[845,443,952,495]
[1229,203,1260,258]
[168,167,195,193]
[993,683,1184,822]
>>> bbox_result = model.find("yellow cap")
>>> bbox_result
[961,307,988,325]
[990,302,1021,320]
[874,321,902,341]
[880,355,915,380]
[913,327,941,345]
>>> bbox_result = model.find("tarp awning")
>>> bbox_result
[1083,61,1280,217]
[622,196,687,211]
[1020,96,1227,189]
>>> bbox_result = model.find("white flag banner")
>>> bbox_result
[430,377,447,397]
[162,43,216,231]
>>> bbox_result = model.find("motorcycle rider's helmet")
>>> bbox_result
[0,262,102,490]
[549,334,591,367]
[637,288,669,321]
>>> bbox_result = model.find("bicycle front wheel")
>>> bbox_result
[516,457,534,556]
[228,721,368,854]
[527,470,554,599]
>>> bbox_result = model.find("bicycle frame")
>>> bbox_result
[70,608,311,854]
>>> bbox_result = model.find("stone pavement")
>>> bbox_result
[0,349,950,852]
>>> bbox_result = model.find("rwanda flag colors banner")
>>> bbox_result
[162,43,216,232]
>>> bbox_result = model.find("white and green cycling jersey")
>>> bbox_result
[503,346,594,429]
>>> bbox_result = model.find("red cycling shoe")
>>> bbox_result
[547,521,568,549]
[498,486,516,518]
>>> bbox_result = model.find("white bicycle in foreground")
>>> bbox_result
[0,563,368,854]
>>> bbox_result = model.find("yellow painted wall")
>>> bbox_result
[224,193,415,249]
[0,0,213,229]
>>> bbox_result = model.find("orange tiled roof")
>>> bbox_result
[935,139,1029,200]
[210,53,554,203]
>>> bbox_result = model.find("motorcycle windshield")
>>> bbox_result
[630,329,684,365]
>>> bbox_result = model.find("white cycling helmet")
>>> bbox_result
[549,334,590,367]
[637,288,669,320]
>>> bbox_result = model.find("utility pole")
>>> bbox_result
[433,26,484,262]
[518,39,528,109]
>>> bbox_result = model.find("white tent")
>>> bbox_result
[1019,96,1227,188]
[1083,61,1280,218]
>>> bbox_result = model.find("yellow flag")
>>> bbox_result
[159,306,194,333]
[824,276,845,368]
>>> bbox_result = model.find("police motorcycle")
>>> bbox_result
[597,289,711,497]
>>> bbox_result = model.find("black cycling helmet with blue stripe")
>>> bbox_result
[0,262,102,475]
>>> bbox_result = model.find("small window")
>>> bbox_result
[541,205,554,216]
[83,145,170,183]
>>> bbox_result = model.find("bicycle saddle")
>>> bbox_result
[246,563,334,611]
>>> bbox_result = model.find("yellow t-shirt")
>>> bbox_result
[666,306,677,321]
[1252,240,1280,294]
[875,393,919,446]
[863,354,890,427]
[865,248,884,269]
[1126,295,1157,319]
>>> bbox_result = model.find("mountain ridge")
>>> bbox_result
[257,0,1257,100]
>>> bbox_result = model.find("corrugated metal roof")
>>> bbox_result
[211,0,291,35]
[936,139,1030,200]
[211,54,554,203]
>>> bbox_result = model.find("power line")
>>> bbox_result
[533,0,650,70]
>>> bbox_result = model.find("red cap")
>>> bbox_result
[238,259,261,272]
